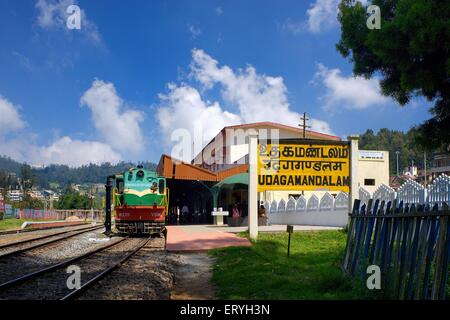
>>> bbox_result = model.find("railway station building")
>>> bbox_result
[156,122,389,225]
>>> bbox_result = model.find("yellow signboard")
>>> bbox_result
[257,140,350,192]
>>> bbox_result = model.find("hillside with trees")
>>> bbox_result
[359,128,430,175]
[0,156,157,190]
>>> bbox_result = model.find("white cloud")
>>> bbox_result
[0,135,121,167]
[35,0,103,46]
[187,24,201,39]
[217,32,224,44]
[80,80,145,154]
[155,49,334,151]
[305,0,369,34]
[216,7,224,16]
[306,0,340,33]
[312,63,390,109]
[0,96,26,137]
[309,118,333,135]
[13,51,74,73]
[0,91,124,167]
[157,84,241,147]
[279,18,304,35]
[191,49,327,129]
[38,137,121,166]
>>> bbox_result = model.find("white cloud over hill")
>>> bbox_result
[156,49,334,152]
[0,79,145,167]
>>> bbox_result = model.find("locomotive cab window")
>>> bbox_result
[136,170,145,180]
[158,179,165,194]
[116,179,124,193]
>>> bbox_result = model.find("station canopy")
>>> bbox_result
[157,154,248,182]
[212,173,248,191]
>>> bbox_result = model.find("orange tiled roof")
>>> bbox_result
[157,154,247,182]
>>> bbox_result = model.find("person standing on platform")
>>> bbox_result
[181,205,189,224]
[231,203,241,227]
[258,202,267,225]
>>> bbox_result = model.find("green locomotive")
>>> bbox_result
[110,165,168,235]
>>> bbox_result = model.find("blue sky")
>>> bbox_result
[0,0,432,166]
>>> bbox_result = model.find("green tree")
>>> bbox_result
[359,127,430,175]
[16,194,44,210]
[337,0,450,151]
[55,191,90,209]
[20,164,35,191]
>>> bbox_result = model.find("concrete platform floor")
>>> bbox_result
[165,225,251,252]
[165,224,342,252]
[210,224,343,233]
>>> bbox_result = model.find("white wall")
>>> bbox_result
[265,192,349,228]
[357,150,389,194]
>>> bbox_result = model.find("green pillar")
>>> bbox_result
[212,188,219,208]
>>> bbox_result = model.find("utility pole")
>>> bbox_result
[299,112,311,139]
[90,184,94,209]
[424,151,427,187]
[395,151,400,176]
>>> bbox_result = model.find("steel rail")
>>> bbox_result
[0,224,103,250]
[0,225,104,259]
[0,223,91,236]
[59,236,152,300]
[0,237,127,291]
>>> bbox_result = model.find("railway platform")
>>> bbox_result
[165,225,251,252]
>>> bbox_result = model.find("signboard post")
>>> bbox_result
[248,132,258,241]
[287,224,293,257]
[257,139,350,193]
[211,207,229,226]
[0,199,4,220]
[348,135,359,214]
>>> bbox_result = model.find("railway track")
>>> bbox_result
[0,223,91,236]
[0,225,105,259]
[0,236,164,300]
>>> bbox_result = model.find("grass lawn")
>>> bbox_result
[209,230,381,300]
[0,218,27,231]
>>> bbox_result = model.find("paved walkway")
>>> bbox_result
[210,224,342,233]
[165,224,341,252]
[165,225,251,252]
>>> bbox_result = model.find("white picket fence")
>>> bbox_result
[265,173,450,228]
[359,173,450,207]
[265,192,349,227]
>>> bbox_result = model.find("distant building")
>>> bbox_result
[430,152,450,176]
[193,122,340,172]
[358,150,390,194]
[27,189,44,200]
[42,190,60,201]
[92,183,105,194]
[191,122,343,203]
[159,122,390,208]
[389,175,404,190]
[403,165,418,177]
[8,189,23,202]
